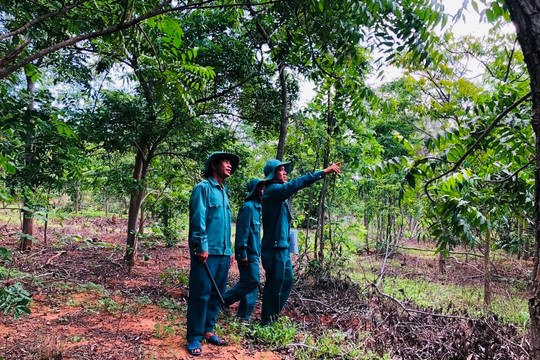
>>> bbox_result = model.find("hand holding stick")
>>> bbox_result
[203,262,225,305]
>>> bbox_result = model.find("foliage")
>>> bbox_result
[154,323,176,339]
[382,275,529,329]
[294,329,369,360]
[0,282,31,319]
[0,247,31,319]
[244,316,297,347]
[159,268,189,287]
[373,27,533,255]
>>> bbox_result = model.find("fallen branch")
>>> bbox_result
[398,245,483,258]
[44,251,67,266]
[372,284,471,321]
[482,315,529,357]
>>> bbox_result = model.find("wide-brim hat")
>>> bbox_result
[204,152,240,177]
[245,178,264,200]
[263,159,291,181]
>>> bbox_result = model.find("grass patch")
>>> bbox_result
[244,317,297,347]
[293,329,386,360]
[0,266,28,279]
[154,323,176,339]
[160,268,189,287]
[158,297,184,313]
[381,276,529,330]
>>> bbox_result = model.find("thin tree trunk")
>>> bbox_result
[74,186,80,214]
[104,197,109,218]
[523,218,530,261]
[316,91,335,264]
[19,214,34,251]
[316,181,328,263]
[19,70,36,251]
[505,1,540,357]
[138,207,145,235]
[364,213,370,253]
[124,150,147,267]
[518,218,523,260]
[484,230,492,307]
[246,9,289,161]
[276,63,289,161]
[305,187,314,257]
[438,250,446,275]
[44,205,48,245]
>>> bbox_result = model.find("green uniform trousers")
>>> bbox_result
[260,248,293,325]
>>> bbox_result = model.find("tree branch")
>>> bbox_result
[0,1,87,41]
[424,92,532,202]
[0,0,286,79]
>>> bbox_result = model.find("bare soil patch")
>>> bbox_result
[0,217,281,360]
[0,217,533,359]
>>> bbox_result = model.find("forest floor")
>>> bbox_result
[0,215,533,359]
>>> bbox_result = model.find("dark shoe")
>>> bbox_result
[205,334,228,346]
[186,340,202,356]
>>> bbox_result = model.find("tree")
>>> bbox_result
[76,6,286,266]
[504,1,540,357]
[242,0,447,159]
[373,1,539,355]
[0,0,284,80]
[0,61,85,250]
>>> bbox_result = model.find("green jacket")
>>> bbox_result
[261,171,325,251]
[235,199,262,261]
[188,177,233,256]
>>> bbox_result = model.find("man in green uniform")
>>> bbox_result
[186,151,239,356]
[222,178,264,320]
[260,159,342,325]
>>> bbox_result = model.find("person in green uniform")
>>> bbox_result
[260,159,342,325]
[222,178,265,320]
[186,151,239,356]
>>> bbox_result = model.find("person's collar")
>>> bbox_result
[246,197,262,206]
[207,176,223,187]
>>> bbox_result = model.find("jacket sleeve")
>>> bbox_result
[264,170,325,201]
[234,203,251,260]
[189,183,208,254]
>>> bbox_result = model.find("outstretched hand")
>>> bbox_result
[323,160,343,175]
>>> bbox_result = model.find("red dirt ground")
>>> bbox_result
[0,215,533,359]
[0,216,283,360]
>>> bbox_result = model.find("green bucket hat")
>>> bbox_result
[245,178,264,200]
[263,159,291,181]
[204,152,240,178]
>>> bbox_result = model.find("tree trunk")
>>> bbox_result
[138,207,145,235]
[522,218,531,261]
[364,213,370,253]
[43,206,48,245]
[438,250,446,275]
[316,91,336,264]
[74,186,80,214]
[316,180,328,263]
[276,63,289,161]
[247,10,290,161]
[484,231,492,308]
[104,197,109,218]
[18,211,34,251]
[305,186,315,257]
[124,150,147,267]
[505,1,540,357]
[18,71,36,251]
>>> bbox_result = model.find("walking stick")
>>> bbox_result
[203,261,225,305]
